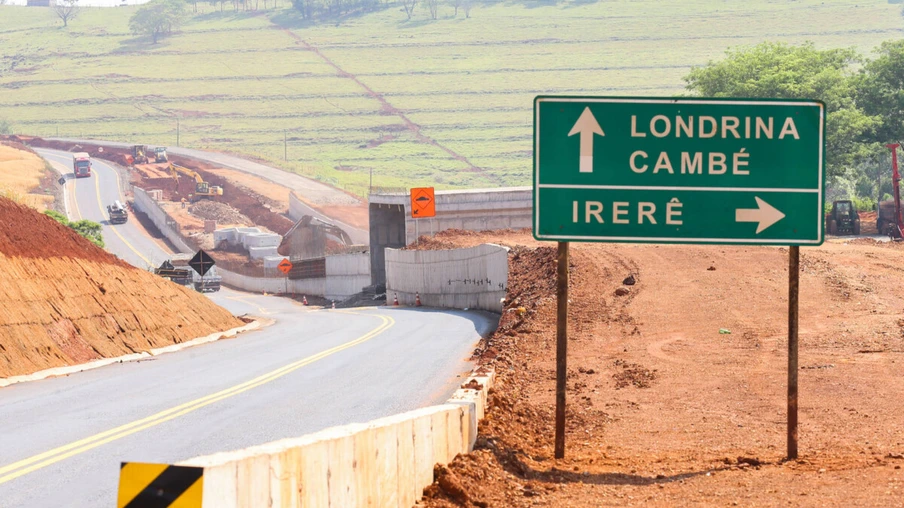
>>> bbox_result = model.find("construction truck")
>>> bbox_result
[107,200,129,224]
[130,145,149,165]
[163,254,222,292]
[154,147,168,163]
[72,152,91,178]
[167,163,224,202]
[878,143,904,240]
[825,200,859,236]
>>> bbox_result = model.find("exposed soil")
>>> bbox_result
[188,200,251,226]
[417,230,904,507]
[0,197,243,378]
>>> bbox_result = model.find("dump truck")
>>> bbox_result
[72,152,91,178]
[107,200,129,225]
[825,200,859,236]
[158,254,223,293]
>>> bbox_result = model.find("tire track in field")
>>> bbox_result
[273,24,495,181]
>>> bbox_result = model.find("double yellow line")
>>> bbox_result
[0,312,394,486]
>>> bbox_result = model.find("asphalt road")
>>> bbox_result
[0,150,496,507]
[47,138,368,244]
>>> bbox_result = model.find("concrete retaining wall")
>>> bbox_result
[132,187,369,300]
[133,187,194,253]
[369,187,531,246]
[384,244,508,313]
[176,370,494,508]
[325,254,371,301]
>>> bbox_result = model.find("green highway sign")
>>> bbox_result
[533,97,826,245]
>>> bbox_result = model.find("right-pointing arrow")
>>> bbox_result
[736,197,786,234]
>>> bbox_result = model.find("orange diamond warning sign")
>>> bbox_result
[410,187,435,219]
[277,258,293,275]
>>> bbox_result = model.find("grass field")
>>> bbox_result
[0,0,900,197]
[0,144,54,211]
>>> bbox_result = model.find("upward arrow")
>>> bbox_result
[568,107,605,173]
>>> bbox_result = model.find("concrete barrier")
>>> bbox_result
[132,187,369,300]
[384,244,508,312]
[161,369,495,508]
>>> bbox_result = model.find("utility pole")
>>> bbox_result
[284,130,288,162]
[369,167,373,192]
[176,117,180,147]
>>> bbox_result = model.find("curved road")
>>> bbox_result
[0,150,495,507]
[47,138,368,244]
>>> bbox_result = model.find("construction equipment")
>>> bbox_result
[72,152,91,178]
[154,147,168,163]
[193,277,221,293]
[825,200,859,236]
[106,200,129,224]
[153,260,192,286]
[296,215,353,245]
[878,143,904,239]
[167,163,224,202]
[130,145,149,165]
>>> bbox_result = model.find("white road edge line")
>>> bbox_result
[0,319,263,389]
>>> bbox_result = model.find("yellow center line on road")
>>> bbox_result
[91,161,153,267]
[0,312,395,486]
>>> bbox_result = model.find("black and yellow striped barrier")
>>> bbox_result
[117,462,203,508]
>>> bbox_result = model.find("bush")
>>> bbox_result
[852,196,877,212]
[44,210,105,248]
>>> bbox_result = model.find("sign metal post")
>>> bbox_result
[533,96,825,459]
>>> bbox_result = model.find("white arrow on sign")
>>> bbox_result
[568,107,605,173]
[735,197,786,234]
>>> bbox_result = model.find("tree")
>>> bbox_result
[44,210,105,248]
[462,0,471,18]
[401,0,416,19]
[51,0,79,28]
[449,0,460,16]
[858,40,904,146]
[129,0,186,44]
[425,0,437,19]
[684,42,876,179]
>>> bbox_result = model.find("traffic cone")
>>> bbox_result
[393,293,399,306]
[302,295,308,306]
[415,292,422,307]
[331,301,335,309]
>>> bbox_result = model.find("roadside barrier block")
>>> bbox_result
[153,370,495,508]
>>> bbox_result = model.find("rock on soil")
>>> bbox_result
[0,198,243,378]
[188,200,251,226]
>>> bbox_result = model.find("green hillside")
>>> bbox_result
[0,0,900,196]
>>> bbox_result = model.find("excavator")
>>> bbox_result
[166,163,224,202]
[294,215,353,245]
[877,143,904,240]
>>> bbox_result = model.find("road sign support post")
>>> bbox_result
[787,245,800,460]
[554,241,569,459]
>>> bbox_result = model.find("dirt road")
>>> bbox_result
[418,230,904,507]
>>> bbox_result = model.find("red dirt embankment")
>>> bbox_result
[0,198,243,379]
[417,229,904,507]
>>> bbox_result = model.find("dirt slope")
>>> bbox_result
[418,230,904,507]
[0,197,243,379]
